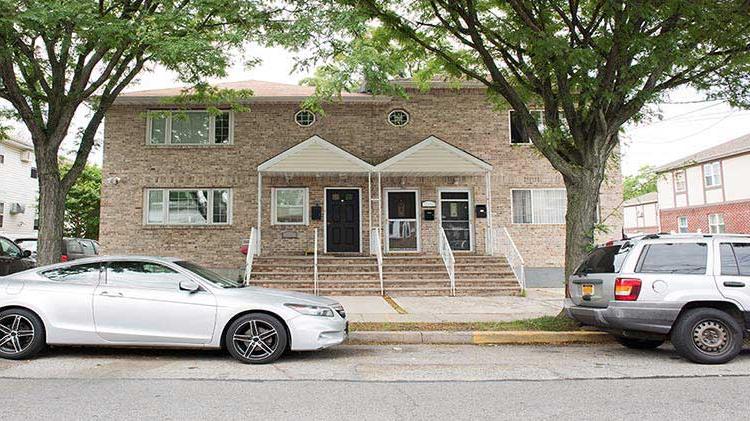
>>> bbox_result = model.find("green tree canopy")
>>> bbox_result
[623,165,658,201]
[61,161,101,239]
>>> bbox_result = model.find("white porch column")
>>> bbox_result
[368,171,372,246]
[377,171,383,247]
[257,172,263,255]
[485,170,493,255]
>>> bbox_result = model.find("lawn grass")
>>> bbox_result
[349,316,580,332]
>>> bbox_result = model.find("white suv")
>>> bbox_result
[565,233,749,364]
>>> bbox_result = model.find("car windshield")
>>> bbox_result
[175,261,243,288]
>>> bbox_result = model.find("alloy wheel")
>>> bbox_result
[692,319,730,355]
[232,320,279,361]
[0,314,35,355]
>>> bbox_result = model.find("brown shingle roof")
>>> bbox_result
[655,133,750,172]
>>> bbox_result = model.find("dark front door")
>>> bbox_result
[326,189,360,253]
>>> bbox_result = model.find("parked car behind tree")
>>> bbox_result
[0,236,35,276]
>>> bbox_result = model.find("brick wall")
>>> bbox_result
[660,199,750,233]
[100,87,623,272]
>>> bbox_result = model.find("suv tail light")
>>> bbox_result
[615,278,641,301]
[60,254,68,262]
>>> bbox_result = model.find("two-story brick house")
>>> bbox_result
[100,79,623,293]
[656,133,750,234]
[0,137,39,238]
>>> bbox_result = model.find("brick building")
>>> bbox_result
[100,79,623,290]
[656,133,750,234]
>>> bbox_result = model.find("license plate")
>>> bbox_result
[581,284,594,296]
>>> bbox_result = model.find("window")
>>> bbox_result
[0,202,3,227]
[677,216,688,233]
[294,110,315,127]
[704,162,722,187]
[709,214,725,234]
[720,243,750,276]
[575,245,627,275]
[30,167,38,179]
[147,111,233,145]
[510,110,544,144]
[388,109,410,127]
[43,263,102,284]
[106,261,187,290]
[175,261,241,288]
[674,170,686,192]
[512,189,566,224]
[0,237,22,258]
[0,154,4,164]
[272,188,308,225]
[80,240,97,256]
[145,188,231,225]
[636,243,708,275]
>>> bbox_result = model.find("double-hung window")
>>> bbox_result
[145,188,231,225]
[272,188,308,225]
[709,214,725,234]
[703,162,721,187]
[148,110,233,145]
[674,170,686,192]
[512,189,566,224]
[677,216,689,233]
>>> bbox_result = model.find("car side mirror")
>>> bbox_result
[22,250,32,258]
[179,279,201,293]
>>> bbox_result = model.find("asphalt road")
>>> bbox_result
[2,344,749,420]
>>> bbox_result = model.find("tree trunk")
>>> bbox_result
[35,149,66,266]
[563,173,604,282]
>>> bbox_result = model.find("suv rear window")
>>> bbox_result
[636,243,708,274]
[575,245,625,274]
[720,243,750,276]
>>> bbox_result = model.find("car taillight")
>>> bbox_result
[60,255,68,262]
[615,278,641,301]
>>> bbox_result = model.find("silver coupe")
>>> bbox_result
[0,256,347,364]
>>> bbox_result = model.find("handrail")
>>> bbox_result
[243,227,260,285]
[313,228,319,295]
[370,227,384,295]
[438,226,456,296]
[490,227,526,290]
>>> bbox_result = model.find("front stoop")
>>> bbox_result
[248,255,523,296]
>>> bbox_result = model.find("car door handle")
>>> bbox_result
[723,281,745,288]
[99,291,124,297]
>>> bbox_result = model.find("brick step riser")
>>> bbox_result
[254,258,376,265]
[383,265,511,272]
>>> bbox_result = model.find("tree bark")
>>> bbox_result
[35,146,66,266]
[562,172,604,282]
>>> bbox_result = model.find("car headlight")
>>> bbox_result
[284,303,334,317]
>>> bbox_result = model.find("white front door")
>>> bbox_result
[385,190,419,252]
[439,189,472,251]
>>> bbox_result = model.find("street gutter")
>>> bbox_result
[347,331,614,345]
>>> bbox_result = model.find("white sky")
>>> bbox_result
[7,45,750,176]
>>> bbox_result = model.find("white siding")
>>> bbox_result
[686,166,704,206]
[705,188,723,204]
[623,202,658,230]
[0,141,39,238]
[723,154,750,202]
[643,203,658,227]
[623,206,637,228]
[657,174,674,209]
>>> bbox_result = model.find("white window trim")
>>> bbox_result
[508,109,545,145]
[294,110,316,127]
[143,188,232,226]
[510,188,567,225]
[708,213,725,234]
[674,170,687,193]
[703,162,722,188]
[146,110,234,145]
[271,187,309,226]
[677,216,688,233]
[387,109,410,127]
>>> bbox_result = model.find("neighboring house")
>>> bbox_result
[656,133,750,234]
[0,137,39,238]
[622,192,659,236]
[100,79,623,289]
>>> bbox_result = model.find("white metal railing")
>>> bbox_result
[370,227,384,295]
[438,227,456,296]
[313,228,319,295]
[243,227,260,285]
[490,227,526,290]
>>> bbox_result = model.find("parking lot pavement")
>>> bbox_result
[339,288,565,322]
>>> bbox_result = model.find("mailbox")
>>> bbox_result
[423,209,435,221]
[475,204,487,218]
[311,205,322,220]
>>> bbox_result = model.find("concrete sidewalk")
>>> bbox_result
[336,288,565,323]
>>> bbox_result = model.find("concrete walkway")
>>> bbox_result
[336,288,565,322]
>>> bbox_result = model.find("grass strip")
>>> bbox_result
[350,316,580,332]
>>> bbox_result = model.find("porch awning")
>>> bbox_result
[258,135,374,174]
[375,136,492,175]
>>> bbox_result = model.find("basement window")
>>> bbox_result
[147,111,233,145]
[509,110,544,144]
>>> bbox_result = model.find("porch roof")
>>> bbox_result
[375,136,492,175]
[258,135,374,174]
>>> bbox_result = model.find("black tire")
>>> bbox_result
[671,308,743,364]
[0,308,46,360]
[615,336,665,350]
[225,313,287,364]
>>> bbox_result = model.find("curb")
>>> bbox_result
[347,330,614,345]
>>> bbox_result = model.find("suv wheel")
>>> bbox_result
[671,308,743,364]
[615,336,665,350]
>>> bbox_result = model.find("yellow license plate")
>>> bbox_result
[581,284,594,296]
